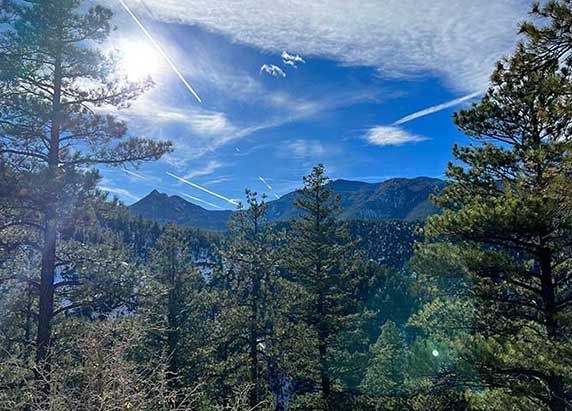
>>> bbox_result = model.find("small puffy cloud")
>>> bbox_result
[281,51,305,68]
[365,126,428,146]
[260,64,286,78]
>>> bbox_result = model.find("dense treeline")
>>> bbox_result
[2,0,572,410]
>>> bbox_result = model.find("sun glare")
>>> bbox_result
[121,42,161,81]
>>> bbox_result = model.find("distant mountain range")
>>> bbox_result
[129,177,445,231]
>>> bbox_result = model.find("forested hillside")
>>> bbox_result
[2,1,572,410]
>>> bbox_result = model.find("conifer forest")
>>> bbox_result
[2,1,572,410]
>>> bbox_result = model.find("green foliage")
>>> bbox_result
[4,1,572,409]
[362,321,407,398]
[406,3,572,409]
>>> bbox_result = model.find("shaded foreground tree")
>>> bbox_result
[148,224,205,385]
[209,190,287,408]
[415,32,572,411]
[287,164,361,410]
[0,0,171,390]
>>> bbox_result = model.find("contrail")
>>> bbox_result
[100,186,140,201]
[179,192,224,209]
[117,0,202,103]
[258,176,273,190]
[259,176,279,199]
[393,91,481,125]
[167,172,239,206]
[123,168,151,181]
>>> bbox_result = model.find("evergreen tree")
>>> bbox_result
[0,0,171,388]
[212,190,283,407]
[287,164,360,409]
[416,37,572,410]
[520,0,572,66]
[361,320,408,409]
[149,224,203,383]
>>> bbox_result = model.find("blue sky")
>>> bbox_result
[97,0,532,209]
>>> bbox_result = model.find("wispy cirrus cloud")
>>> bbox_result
[365,126,427,146]
[185,113,235,135]
[100,186,140,201]
[286,139,328,158]
[260,64,286,78]
[133,0,529,92]
[183,160,223,179]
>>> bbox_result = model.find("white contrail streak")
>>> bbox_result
[123,168,151,181]
[100,186,140,201]
[392,91,482,125]
[258,176,279,199]
[167,172,239,206]
[258,176,273,190]
[117,0,202,103]
[179,192,224,209]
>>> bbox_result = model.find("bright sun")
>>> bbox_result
[121,42,161,81]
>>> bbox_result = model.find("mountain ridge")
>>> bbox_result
[129,177,445,231]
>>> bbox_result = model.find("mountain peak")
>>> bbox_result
[130,190,232,231]
[148,189,165,198]
[128,177,443,230]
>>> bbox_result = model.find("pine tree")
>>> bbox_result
[520,0,572,66]
[213,190,282,407]
[361,320,408,409]
[417,39,572,410]
[287,164,360,409]
[149,224,202,383]
[0,0,171,388]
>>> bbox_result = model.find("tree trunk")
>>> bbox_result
[35,210,56,387]
[318,331,331,411]
[317,288,331,410]
[167,248,179,381]
[539,248,567,411]
[249,275,260,408]
[35,33,63,393]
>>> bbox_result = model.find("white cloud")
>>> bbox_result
[260,64,286,78]
[287,139,328,158]
[183,160,223,179]
[186,113,234,135]
[132,0,529,92]
[393,91,482,125]
[111,98,241,162]
[365,126,427,146]
[203,176,231,185]
[99,186,140,201]
[282,51,305,68]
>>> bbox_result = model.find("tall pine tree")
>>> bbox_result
[213,190,283,407]
[0,0,171,387]
[417,36,572,411]
[288,164,359,409]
